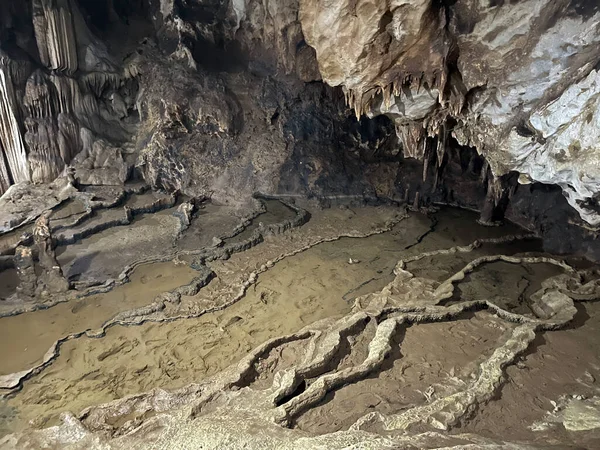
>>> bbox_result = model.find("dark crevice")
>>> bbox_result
[275,379,306,407]
[405,215,439,250]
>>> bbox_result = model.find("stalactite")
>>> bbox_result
[397,122,426,160]
[436,124,447,168]
[80,72,121,97]
[383,83,392,110]
[416,73,424,93]
[32,0,50,68]
[481,159,489,186]
[19,69,84,185]
[50,73,101,121]
[393,79,400,96]
[24,70,54,119]
[50,73,79,113]
[33,0,78,74]
[438,66,447,103]
[448,71,467,116]
[24,117,64,183]
[479,171,519,224]
[0,65,29,186]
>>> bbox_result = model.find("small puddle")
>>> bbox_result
[49,199,88,229]
[450,261,565,315]
[0,226,32,256]
[0,206,542,435]
[225,199,297,244]
[0,261,198,376]
[0,269,18,300]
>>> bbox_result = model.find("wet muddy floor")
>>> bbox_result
[455,300,600,448]
[0,202,598,446]
[0,262,198,376]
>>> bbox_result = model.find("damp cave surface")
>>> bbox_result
[0,199,598,450]
[1,1,600,447]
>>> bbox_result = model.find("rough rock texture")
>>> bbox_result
[1,0,600,259]
[0,0,396,207]
[1,209,598,448]
[0,0,134,193]
[301,0,600,225]
[2,2,600,447]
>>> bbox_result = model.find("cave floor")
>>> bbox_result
[0,199,599,449]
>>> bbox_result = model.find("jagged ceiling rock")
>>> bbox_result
[367,85,439,123]
[237,0,321,80]
[0,0,599,241]
[503,69,600,225]
[299,0,600,224]
[451,0,600,225]
[156,0,321,81]
[300,0,449,115]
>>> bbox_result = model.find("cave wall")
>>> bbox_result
[0,0,599,258]
[0,0,138,191]
[0,0,403,206]
[299,0,600,225]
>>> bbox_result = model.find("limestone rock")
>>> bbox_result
[0,177,76,233]
[73,140,130,186]
[0,60,30,186]
[300,0,449,115]
[298,0,600,225]
[14,245,36,297]
[451,0,600,225]
[32,0,79,74]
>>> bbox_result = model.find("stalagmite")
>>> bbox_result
[14,245,36,298]
[413,191,420,209]
[25,118,64,183]
[33,210,69,294]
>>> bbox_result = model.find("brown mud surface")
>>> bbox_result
[0,205,528,435]
[456,301,600,449]
[0,262,198,375]
[294,312,513,434]
[1,203,596,449]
